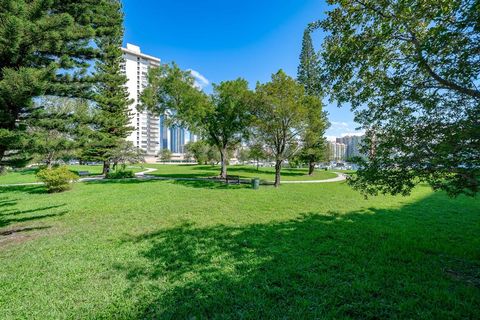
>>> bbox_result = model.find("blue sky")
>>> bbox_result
[122,0,362,138]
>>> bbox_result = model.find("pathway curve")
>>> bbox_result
[280,172,347,184]
[0,169,346,187]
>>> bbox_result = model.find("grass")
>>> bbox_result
[147,164,339,181]
[0,165,145,185]
[0,178,479,319]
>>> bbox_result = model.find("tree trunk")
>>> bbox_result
[103,161,110,175]
[219,147,227,179]
[0,147,5,173]
[274,159,282,187]
[308,160,315,176]
[256,159,259,171]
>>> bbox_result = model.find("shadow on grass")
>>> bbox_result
[85,177,258,190]
[113,193,480,319]
[0,226,51,236]
[0,194,67,229]
[0,185,46,195]
[193,165,309,178]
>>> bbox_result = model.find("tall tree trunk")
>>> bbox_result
[308,160,315,176]
[274,159,282,187]
[256,159,259,171]
[219,147,227,179]
[103,161,110,175]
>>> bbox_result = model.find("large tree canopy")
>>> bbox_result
[141,63,255,178]
[255,70,308,187]
[317,0,479,196]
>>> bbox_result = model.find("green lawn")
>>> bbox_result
[147,164,339,181]
[0,165,145,185]
[0,179,479,319]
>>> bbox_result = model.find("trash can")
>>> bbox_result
[251,178,260,190]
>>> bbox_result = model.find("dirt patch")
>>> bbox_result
[0,226,52,248]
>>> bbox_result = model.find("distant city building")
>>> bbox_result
[336,135,364,160]
[121,44,196,161]
[328,142,347,161]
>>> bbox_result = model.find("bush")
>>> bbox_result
[106,170,135,179]
[36,166,79,193]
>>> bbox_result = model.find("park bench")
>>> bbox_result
[226,175,240,185]
[77,171,90,177]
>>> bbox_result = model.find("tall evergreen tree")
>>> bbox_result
[0,0,113,171]
[297,27,321,97]
[82,0,133,174]
[297,26,329,175]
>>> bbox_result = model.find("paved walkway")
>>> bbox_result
[0,169,346,187]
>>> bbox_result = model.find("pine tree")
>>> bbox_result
[0,0,115,171]
[297,27,321,97]
[297,26,329,175]
[82,0,133,174]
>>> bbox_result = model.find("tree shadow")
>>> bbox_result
[193,165,309,178]
[113,193,480,319]
[170,180,252,190]
[0,202,67,228]
[84,177,259,190]
[0,185,46,195]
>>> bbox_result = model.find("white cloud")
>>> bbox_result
[326,121,364,139]
[188,69,210,90]
[341,131,365,137]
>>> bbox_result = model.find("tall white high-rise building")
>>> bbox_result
[121,44,197,161]
[121,43,161,155]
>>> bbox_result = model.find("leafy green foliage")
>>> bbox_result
[109,140,145,171]
[106,170,135,179]
[28,97,90,167]
[36,166,78,193]
[159,149,173,162]
[142,64,255,178]
[185,140,210,164]
[255,70,308,186]
[316,0,480,197]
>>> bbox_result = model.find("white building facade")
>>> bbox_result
[121,44,196,161]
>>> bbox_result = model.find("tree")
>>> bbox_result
[249,143,268,171]
[0,0,113,170]
[315,0,479,197]
[82,0,133,174]
[142,64,255,178]
[298,96,329,175]
[185,140,210,164]
[297,27,330,175]
[298,27,321,97]
[110,140,145,171]
[28,97,87,168]
[159,149,173,162]
[255,70,308,187]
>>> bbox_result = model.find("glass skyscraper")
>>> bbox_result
[159,116,196,155]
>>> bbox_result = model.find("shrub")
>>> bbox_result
[36,166,79,193]
[106,170,135,179]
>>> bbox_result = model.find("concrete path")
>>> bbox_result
[135,167,158,176]
[280,172,347,184]
[0,169,346,188]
